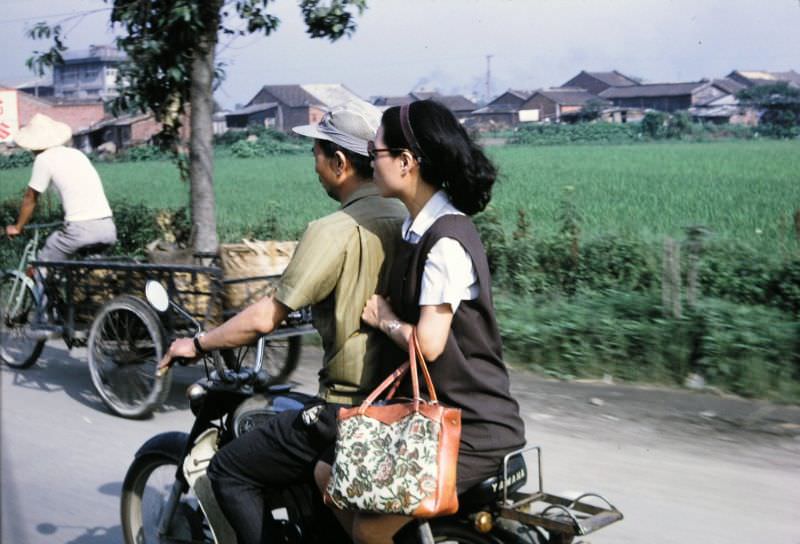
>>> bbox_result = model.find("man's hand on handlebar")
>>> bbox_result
[157,338,201,377]
[5,225,21,238]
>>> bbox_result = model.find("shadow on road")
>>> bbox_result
[0,341,202,417]
[2,344,108,413]
[36,522,123,544]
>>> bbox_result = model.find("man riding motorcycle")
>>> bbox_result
[157,100,406,544]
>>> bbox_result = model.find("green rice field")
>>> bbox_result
[2,140,799,251]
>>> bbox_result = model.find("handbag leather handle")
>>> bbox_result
[358,329,438,414]
[413,330,438,404]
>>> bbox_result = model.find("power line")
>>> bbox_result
[0,8,111,26]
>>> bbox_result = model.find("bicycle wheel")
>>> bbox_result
[0,272,45,369]
[87,295,169,418]
[222,335,301,385]
[262,336,301,383]
[121,452,209,544]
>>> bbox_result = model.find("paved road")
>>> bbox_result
[2,340,800,543]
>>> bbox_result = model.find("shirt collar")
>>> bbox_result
[402,190,452,241]
[340,183,381,209]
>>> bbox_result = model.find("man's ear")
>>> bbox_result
[333,150,347,177]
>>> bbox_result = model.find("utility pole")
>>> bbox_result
[485,54,493,103]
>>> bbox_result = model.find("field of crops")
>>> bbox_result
[2,140,798,251]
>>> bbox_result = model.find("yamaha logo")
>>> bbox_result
[491,468,527,493]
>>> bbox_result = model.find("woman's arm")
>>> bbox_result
[362,295,453,361]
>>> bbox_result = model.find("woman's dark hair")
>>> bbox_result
[381,100,497,215]
[317,139,373,179]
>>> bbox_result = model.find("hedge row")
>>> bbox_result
[3,198,798,400]
[0,127,307,171]
[475,208,800,315]
[508,115,763,146]
[497,291,800,401]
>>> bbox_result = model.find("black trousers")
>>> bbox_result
[206,401,340,544]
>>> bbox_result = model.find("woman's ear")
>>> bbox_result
[400,150,415,174]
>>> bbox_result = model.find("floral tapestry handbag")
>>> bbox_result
[324,330,462,517]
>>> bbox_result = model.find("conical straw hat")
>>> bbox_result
[14,113,73,151]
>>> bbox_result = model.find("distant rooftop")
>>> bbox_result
[582,71,640,87]
[534,87,605,105]
[728,69,800,88]
[600,81,707,99]
[249,83,363,108]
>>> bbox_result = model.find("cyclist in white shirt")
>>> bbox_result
[5,114,116,261]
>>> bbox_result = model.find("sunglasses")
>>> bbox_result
[366,140,406,160]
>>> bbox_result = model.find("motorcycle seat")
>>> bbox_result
[457,453,527,512]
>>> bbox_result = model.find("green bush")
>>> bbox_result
[229,136,305,158]
[214,125,292,146]
[121,145,171,162]
[0,151,34,170]
[474,206,509,276]
[509,115,759,146]
[578,235,658,291]
[216,126,305,158]
[766,258,800,314]
[497,290,692,383]
[510,122,640,145]
[693,299,800,398]
[497,290,800,400]
[698,242,774,305]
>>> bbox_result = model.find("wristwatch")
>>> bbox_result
[193,331,207,355]
[384,320,402,334]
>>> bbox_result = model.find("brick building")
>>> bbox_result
[520,88,608,123]
[0,86,105,146]
[599,81,726,113]
[470,90,533,127]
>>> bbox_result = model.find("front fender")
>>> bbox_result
[134,431,189,462]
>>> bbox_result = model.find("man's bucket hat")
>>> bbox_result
[293,100,381,157]
[14,113,73,151]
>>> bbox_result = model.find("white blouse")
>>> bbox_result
[402,191,479,312]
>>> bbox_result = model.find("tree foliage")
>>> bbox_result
[26,0,368,251]
[26,0,367,149]
[108,0,366,147]
[737,82,800,138]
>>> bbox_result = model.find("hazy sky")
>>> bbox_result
[2,0,799,108]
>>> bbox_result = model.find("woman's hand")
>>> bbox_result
[156,337,199,377]
[361,294,396,330]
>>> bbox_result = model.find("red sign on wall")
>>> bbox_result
[0,90,20,144]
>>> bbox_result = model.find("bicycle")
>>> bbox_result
[0,221,63,368]
[1,224,313,418]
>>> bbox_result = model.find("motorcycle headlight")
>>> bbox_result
[186,383,207,415]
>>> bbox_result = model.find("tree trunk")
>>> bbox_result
[189,13,219,255]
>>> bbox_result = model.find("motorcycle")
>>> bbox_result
[121,280,623,544]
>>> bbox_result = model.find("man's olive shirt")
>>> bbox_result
[274,184,406,405]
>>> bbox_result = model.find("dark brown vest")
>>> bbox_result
[388,215,526,455]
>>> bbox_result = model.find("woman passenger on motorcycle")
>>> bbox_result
[317,100,527,543]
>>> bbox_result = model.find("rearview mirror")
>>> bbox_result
[145,281,169,313]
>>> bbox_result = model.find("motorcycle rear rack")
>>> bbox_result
[496,447,623,538]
